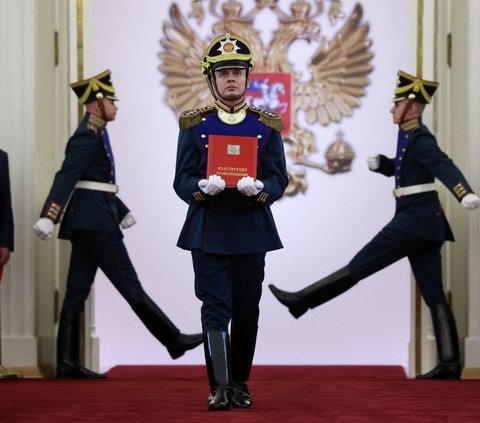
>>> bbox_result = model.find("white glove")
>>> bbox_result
[120,212,137,229]
[461,193,480,210]
[198,175,226,196]
[237,176,264,197]
[33,217,54,241]
[367,155,380,171]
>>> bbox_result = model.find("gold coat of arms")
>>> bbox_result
[159,0,374,196]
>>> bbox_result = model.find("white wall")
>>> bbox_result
[91,0,414,370]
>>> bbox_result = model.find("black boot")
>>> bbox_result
[56,310,106,379]
[269,266,356,318]
[132,294,203,359]
[417,303,461,380]
[204,331,232,411]
[231,327,257,409]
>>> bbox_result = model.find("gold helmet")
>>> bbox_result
[200,33,254,101]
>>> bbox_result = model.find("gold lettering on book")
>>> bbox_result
[218,167,247,172]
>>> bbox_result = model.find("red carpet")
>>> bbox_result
[1,365,480,422]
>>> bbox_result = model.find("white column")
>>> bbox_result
[0,0,38,366]
[0,0,78,372]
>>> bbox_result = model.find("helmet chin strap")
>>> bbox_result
[399,95,416,123]
[96,98,107,120]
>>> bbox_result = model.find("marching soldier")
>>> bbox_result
[33,70,202,379]
[270,70,480,380]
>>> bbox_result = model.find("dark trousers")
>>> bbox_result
[348,226,446,306]
[191,251,266,332]
[62,230,146,313]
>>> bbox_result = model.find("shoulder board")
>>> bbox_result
[249,107,284,132]
[86,114,105,132]
[179,106,214,130]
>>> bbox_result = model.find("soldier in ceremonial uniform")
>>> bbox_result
[270,70,480,380]
[174,34,288,410]
[33,70,202,379]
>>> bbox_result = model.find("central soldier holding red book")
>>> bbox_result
[174,33,288,411]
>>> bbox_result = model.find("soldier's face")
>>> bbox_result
[214,68,247,104]
[102,99,118,122]
[390,99,423,124]
[390,100,407,124]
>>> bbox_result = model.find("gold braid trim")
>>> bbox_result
[400,118,420,131]
[193,191,208,202]
[254,192,269,204]
[88,114,106,128]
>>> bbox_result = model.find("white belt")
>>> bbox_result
[393,183,436,198]
[75,180,119,194]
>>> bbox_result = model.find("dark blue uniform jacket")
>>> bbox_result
[174,107,288,254]
[374,122,473,243]
[40,113,129,240]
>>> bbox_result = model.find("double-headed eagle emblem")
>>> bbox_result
[159,0,374,196]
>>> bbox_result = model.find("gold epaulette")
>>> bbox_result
[86,114,105,132]
[249,107,284,132]
[179,106,213,130]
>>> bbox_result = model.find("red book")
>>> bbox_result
[207,135,258,187]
